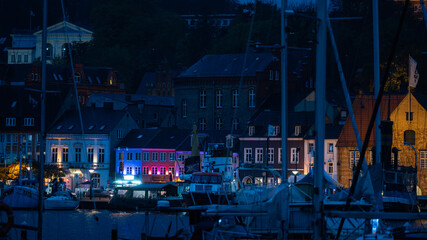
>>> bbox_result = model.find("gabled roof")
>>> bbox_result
[0,86,66,132]
[137,72,157,94]
[336,94,405,147]
[178,52,277,78]
[34,21,92,36]
[9,33,36,49]
[48,108,128,134]
[116,128,190,150]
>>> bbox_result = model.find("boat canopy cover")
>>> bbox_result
[297,169,343,189]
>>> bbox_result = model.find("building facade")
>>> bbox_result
[8,21,92,64]
[175,52,280,133]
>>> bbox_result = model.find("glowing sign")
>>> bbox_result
[124,175,134,180]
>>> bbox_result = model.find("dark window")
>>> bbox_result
[406,112,413,121]
[404,130,415,145]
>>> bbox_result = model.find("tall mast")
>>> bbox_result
[38,0,47,239]
[373,0,381,166]
[314,0,327,239]
[280,0,289,238]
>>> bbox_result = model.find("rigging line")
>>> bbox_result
[335,0,411,239]
[60,0,85,137]
[231,0,256,136]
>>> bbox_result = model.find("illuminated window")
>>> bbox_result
[62,148,68,162]
[169,152,175,160]
[278,148,282,163]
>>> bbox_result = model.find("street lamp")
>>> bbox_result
[292,170,299,184]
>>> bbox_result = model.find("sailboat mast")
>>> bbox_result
[373,0,381,165]
[38,0,47,239]
[314,0,327,239]
[280,0,289,239]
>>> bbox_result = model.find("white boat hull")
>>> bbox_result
[44,198,79,210]
[0,186,38,209]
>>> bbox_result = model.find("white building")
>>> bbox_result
[303,124,342,181]
[8,21,93,64]
[45,108,138,190]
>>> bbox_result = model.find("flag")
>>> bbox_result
[30,10,35,17]
[267,124,275,137]
[409,55,419,88]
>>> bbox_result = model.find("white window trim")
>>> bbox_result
[244,148,252,163]
[255,148,263,163]
[290,148,299,164]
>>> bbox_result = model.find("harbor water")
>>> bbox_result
[1,210,190,240]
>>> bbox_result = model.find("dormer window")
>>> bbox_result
[109,78,113,85]
[56,125,63,130]
[340,110,347,119]
[74,73,81,83]
[269,70,274,80]
[6,118,16,127]
[31,73,38,82]
[249,126,255,136]
[273,126,280,136]
[295,125,301,136]
[24,118,34,126]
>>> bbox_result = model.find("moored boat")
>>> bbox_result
[109,183,182,210]
[0,185,39,209]
[44,190,79,210]
[180,172,235,206]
